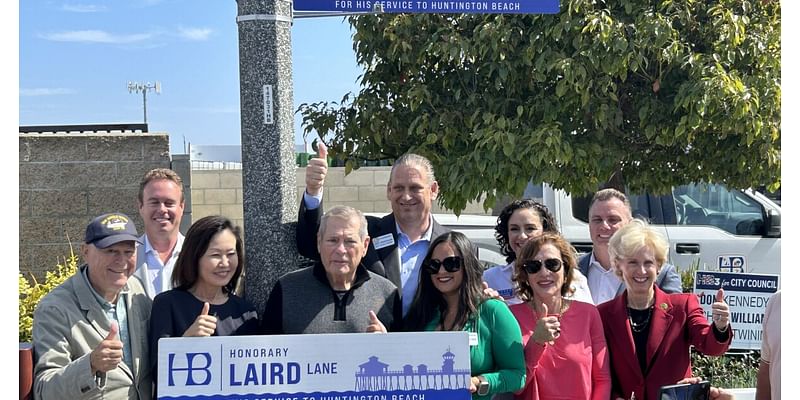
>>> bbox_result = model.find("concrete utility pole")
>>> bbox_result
[236,0,298,314]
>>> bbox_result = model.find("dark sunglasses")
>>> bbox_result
[423,256,463,274]
[522,258,563,274]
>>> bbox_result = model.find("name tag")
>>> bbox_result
[373,233,395,250]
[469,332,479,346]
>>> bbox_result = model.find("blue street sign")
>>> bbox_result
[293,0,559,14]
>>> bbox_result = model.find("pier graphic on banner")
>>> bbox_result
[355,348,471,391]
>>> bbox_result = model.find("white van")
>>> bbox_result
[525,183,781,276]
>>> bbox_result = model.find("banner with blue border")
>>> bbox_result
[293,0,559,14]
[158,332,472,400]
[694,271,779,350]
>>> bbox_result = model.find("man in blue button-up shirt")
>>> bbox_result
[297,144,449,316]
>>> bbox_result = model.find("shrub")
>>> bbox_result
[692,349,759,388]
[19,249,79,342]
[680,258,702,292]
[680,259,758,389]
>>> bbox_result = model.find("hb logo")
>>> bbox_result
[168,352,213,386]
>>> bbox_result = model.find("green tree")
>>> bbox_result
[299,0,780,213]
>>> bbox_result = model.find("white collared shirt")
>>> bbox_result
[142,233,184,295]
[586,251,622,305]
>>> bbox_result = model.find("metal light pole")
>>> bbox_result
[127,81,161,124]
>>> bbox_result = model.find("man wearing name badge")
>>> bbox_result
[133,168,186,299]
[32,213,152,400]
[296,143,448,316]
[577,188,682,305]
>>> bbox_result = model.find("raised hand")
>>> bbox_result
[531,302,561,345]
[305,141,328,196]
[183,302,217,337]
[90,321,123,374]
[365,310,387,333]
[711,288,730,331]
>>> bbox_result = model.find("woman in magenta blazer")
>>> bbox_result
[597,219,732,400]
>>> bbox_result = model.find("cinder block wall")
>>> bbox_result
[189,170,245,229]
[190,166,491,226]
[19,133,172,278]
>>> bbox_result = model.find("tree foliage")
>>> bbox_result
[298,0,781,213]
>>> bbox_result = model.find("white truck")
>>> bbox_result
[527,182,782,276]
[439,182,781,279]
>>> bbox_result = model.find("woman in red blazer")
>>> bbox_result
[597,219,732,400]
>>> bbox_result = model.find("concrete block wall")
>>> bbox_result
[190,170,245,229]
[19,133,172,278]
[191,166,491,225]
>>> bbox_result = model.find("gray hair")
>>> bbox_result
[390,153,436,184]
[589,188,632,218]
[319,205,369,239]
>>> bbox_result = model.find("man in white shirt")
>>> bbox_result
[576,188,681,304]
[133,168,185,298]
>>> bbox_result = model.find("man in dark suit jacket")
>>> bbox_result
[577,188,682,304]
[297,143,449,316]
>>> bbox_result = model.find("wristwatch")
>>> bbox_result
[476,375,490,396]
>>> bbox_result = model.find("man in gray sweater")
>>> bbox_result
[261,205,402,334]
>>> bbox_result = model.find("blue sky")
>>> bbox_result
[19,0,361,154]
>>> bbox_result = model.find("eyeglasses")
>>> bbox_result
[423,256,463,274]
[522,258,563,274]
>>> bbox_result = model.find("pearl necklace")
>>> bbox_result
[627,306,653,333]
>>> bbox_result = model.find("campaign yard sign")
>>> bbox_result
[694,271,779,350]
[293,0,559,14]
[157,332,471,400]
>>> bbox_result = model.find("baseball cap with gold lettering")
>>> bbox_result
[84,213,142,248]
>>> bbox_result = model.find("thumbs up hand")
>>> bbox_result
[711,288,730,331]
[305,141,329,196]
[183,302,217,337]
[531,302,560,346]
[365,310,387,333]
[90,321,124,374]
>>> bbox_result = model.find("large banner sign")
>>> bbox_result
[158,332,471,400]
[293,0,559,14]
[694,271,779,350]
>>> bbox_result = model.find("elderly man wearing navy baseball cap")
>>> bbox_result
[32,213,154,400]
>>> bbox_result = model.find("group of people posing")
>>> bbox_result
[32,151,735,400]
